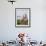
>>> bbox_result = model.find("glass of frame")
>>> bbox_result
[15,8,31,27]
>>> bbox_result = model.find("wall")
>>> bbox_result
[0,0,46,42]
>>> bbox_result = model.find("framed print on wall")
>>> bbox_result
[15,8,31,27]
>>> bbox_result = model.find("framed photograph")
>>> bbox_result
[15,8,31,27]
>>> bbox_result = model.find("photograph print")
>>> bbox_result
[15,8,31,27]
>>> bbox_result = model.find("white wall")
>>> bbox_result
[0,0,46,42]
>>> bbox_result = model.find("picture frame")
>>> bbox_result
[15,8,31,27]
